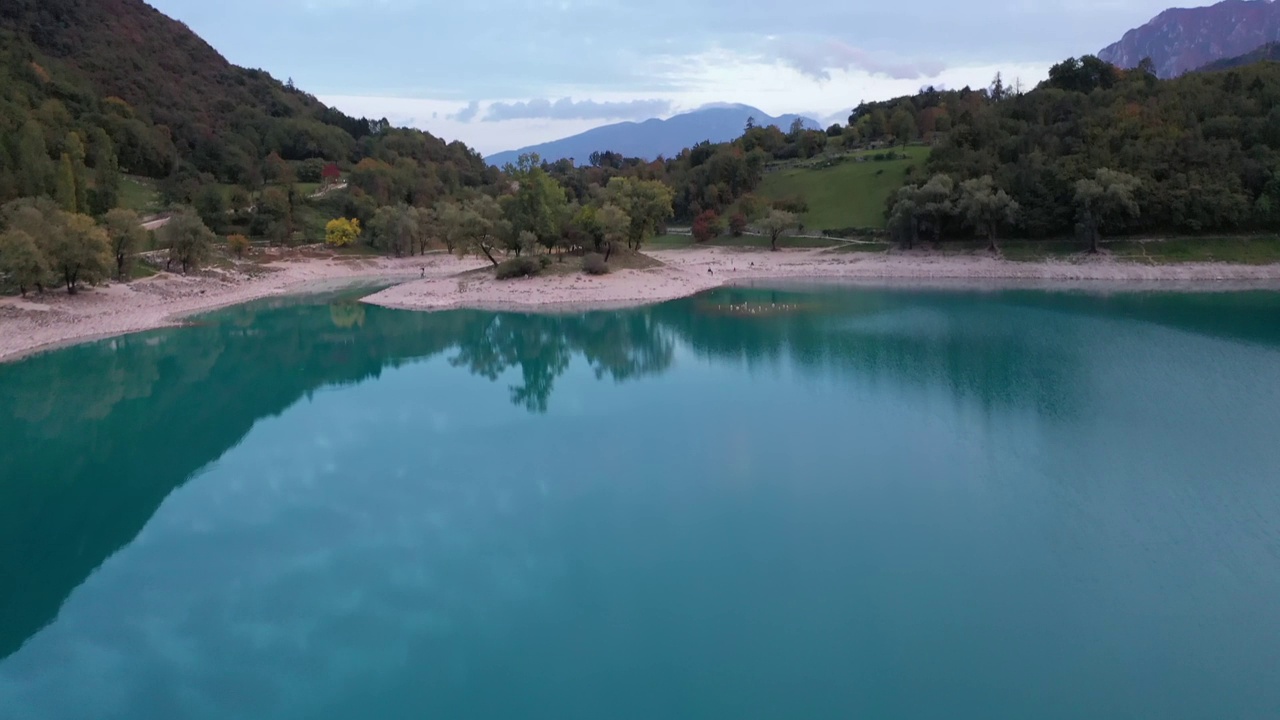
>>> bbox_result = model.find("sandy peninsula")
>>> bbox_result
[4,245,1280,362]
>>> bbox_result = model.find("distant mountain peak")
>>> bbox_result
[485,105,819,167]
[1098,0,1280,78]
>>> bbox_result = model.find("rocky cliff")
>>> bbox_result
[1098,0,1280,77]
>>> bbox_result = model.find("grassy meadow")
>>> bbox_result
[757,147,929,231]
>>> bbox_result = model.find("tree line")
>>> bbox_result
[0,196,220,295]
[322,154,676,276]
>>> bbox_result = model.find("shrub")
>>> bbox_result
[582,253,610,275]
[692,210,722,243]
[773,195,809,214]
[538,254,553,269]
[821,226,885,239]
[495,257,542,280]
[226,233,250,258]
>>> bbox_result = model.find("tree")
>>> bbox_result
[64,133,89,214]
[263,152,296,185]
[888,189,921,249]
[738,194,768,221]
[729,213,748,237]
[412,206,435,255]
[461,195,508,266]
[194,185,229,231]
[572,204,604,253]
[990,72,1007,102]
[56,154,79,213]
[503,153,569,252]
[45,212,110,293]
[16,120,52,198]
[102,208,147,279]
[605,177,673,251]
[1075,169,1141,253]
[889,108,917,150]
[227,233,250,258]
[368,205,418,257]
[511,230,537,257]
[88,131,122,216]
[0,230,49,296]
[325,218,362,247]
[596,204,629,261]
[433,200,466,253]
[226,187,250,213]
[958,176,1020,252]
[840,125,862,150]
[158,209,215,274]
[692,210,722,243]
[758,210,797,251]
[256,186,293,245]
[917,174,955,242]
[826,123,844,137]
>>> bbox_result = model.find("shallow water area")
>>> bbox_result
[2,285,1279,719]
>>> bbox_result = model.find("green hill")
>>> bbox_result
[757,147,928,231]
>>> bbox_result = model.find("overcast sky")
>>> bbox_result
[147,0,1180,155]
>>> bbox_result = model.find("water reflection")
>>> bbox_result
[2,285,1279,663]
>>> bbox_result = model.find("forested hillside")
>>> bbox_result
[1199,42,1280,72]
[884,57,1280,246]
[0,0,494,207]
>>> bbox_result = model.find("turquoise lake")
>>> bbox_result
[2,285,1279,719]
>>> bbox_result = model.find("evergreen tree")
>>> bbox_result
[16,120,51,198]
[64,132,89,214]
[88,131,121,215]
[55,154,78,213]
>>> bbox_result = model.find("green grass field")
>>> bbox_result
[119,176,160,214]
[907,236,1280,264]
[757,147,929,231]
[1106,236,1280,265]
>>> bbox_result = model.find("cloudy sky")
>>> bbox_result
[147,0,1177,155]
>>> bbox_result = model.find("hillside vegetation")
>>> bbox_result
[1199,44,1280,72]
[0,0,494,208]
[885,58,1280,246]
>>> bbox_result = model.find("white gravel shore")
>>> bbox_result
[4,246,1280,362]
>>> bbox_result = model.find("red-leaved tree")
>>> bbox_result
[692,210,721,243]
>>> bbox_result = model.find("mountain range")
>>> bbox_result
[1098,0,1280,77]
[485,105,821,167]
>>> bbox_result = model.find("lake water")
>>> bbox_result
[2,285,1280,719]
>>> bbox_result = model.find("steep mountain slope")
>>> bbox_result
[1197,40,1280,70]
[1098,0,1280,78]
[486,105,820,167]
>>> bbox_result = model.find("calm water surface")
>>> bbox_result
[2,285,1279,719]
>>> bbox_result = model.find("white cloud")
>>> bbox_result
[482,97,674,122]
